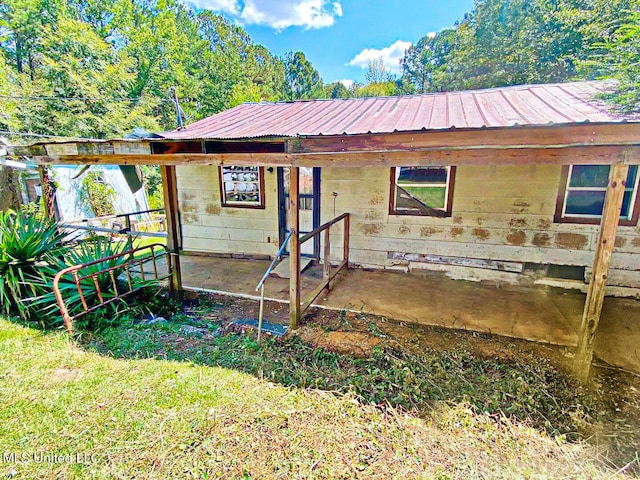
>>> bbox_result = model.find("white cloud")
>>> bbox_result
[338,79,354,89]
[192,0,343,30]
[347,40,412,74]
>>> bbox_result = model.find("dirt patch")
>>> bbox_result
[48,368,83,383]
[453,215,463,224]
[633,237,640,248]
[182,213,200,224]
[555,232,589,250]
[615,237,628,248]
[364,210,382,221]
[368,194,385,206]
[296,328,382,358]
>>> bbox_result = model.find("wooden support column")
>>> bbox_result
[574,163,629,380]
[38,166,56,220]
[161,165,183,299]
[289,166,301,329]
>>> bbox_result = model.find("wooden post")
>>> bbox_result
[161,165,183,298]
[38,166,56,219]
[574,163,629,380]
[343,213,350,268]
[323,228,331,289]
[289,166,301,329]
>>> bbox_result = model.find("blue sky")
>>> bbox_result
[187,0,475,85]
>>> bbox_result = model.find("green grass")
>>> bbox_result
[0,315,635,478]
[397,186,446,210]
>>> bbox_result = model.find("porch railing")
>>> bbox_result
[254,230,293,342]
[299,212,350,314]
[54,243,171,333]
[61,208,167,247]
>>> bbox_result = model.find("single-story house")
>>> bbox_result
[12,80,640,378]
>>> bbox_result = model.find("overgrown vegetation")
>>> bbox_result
[0,209,67,319]
[1,299,637,478]
[0,209,141,328]
[80,171,116,217]
[91,320,592,440]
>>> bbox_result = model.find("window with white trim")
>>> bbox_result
[557,165,640,225]
[390,166,455,217]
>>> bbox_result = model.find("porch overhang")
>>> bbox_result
[9,122,640,168]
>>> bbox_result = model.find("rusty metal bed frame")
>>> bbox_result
[53,243,172,333]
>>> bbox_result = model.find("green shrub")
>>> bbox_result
[29,237,137,329]
[0,210,68,319]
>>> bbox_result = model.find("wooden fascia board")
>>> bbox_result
[287,123,640,154]
[29,144,639,167]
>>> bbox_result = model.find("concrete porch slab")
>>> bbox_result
[179,254,640,375]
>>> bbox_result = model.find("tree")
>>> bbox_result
[284,51,323,100]
[365,58,394,84]
[324,81,352,98]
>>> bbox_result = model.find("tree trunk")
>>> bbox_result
[0,166,23,211]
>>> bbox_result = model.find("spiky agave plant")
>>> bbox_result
[0,210,68,319]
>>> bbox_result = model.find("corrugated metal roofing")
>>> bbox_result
[161,81,633,140]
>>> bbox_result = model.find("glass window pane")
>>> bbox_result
[398,166,448,185]
[565,190,605,216]
[621,190,633,218]
[569,165,610,188]
[626,165,638,186]
[396,186,446,211]
[221,166,261,205]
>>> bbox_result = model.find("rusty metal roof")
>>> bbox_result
[161,81,633,140]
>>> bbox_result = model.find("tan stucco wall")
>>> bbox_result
[175,165,280,257]
[175,164,640,288]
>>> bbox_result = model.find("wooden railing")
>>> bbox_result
[299,212,350,314]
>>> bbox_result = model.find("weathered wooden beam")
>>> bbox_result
[30,153,294,166]
[161,165,183,299]
[289,166,301,329]
[291,145,640,168]
[287,123,640,154]
[574,162,629,381]
[24,144,640,168]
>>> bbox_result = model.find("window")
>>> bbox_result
[556,165,640,225]
[219,166,265,208]
[390,166,455,217]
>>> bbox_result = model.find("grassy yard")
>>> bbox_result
[0,296,638,478]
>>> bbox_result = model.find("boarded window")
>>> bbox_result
[219,166,265,208]
[390,166,455,217]
[556,165,640,225]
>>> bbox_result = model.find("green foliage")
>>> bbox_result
[284,51,324,100]
[80,171,116,217]
[0,209,66,319]
[28,237,133,328]
[399,0,640,112]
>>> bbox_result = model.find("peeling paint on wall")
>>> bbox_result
[509,218,528,228]
[471,228,491,241]
[506,230,526,246]
[420,226,443,238]
[451,227,464,238]
[365,210,383,221]
[615,237,627,248]
[206,204,221,215]
[532,232,551,247]
[361,223,383,236]
[537,219,551,229]
[555,232,588,250]
[453,215,463,225]
[398,223,411,235]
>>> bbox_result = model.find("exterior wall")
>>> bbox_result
[175,163,640,289]
[320,165,640,288]
[176,165,280,257]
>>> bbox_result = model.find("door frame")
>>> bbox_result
[278,167,321,259]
